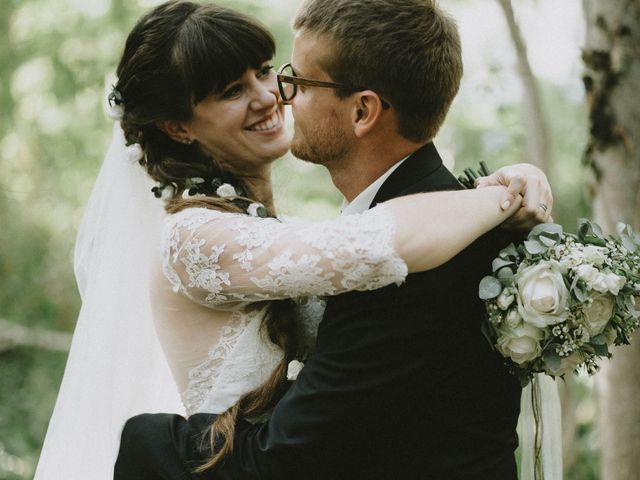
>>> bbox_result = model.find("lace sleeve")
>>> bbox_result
[161,205,408,309]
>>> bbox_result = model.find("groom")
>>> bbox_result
[117,0,552,478]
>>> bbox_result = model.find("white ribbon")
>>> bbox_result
[518,373,563,480]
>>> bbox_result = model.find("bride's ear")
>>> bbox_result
[156,120,192,144]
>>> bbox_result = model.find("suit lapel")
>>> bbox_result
[370,142,444,207]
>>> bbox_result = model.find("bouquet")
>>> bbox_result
[480,219,640,386]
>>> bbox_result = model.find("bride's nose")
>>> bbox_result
[250,79,278,111]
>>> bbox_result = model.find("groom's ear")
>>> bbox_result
[351,92,386,138]
[156,120,191,144]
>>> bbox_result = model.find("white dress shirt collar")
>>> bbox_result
[341,157,408,216]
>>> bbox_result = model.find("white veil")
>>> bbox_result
[34,122,184,479]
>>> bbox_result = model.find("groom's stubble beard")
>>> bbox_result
[290,112,351,167]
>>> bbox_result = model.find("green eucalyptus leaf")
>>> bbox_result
[590,334,608,345]
[620,234,638,253]
[539,235,559,247]
[517,372,532,388]
[543,349,562,372]
[479,276,502,300]
[573,284,589,303]
[499,243,519,260]
[497,267,515,286]
[577,218,607,246]
[492,258,515,272]
[593,343,609,356]
[530,223,563,239]
[524,240,546,255]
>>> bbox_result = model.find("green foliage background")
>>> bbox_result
[0,0,594,478]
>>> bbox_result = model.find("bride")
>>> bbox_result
[36,1,552,478]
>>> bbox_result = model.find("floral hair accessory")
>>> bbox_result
[247,202,268,218]
[124,143,143,163]
[216,183,237,198]
[182,189,205,200]
[180,177,207,199]
[107,87,124,121]
[286,360,304,381]
[151,183,175,201]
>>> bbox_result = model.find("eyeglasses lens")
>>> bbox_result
[279,64,296,101]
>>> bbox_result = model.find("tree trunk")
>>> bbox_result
[583,1,640,479]
[496,0,550,172]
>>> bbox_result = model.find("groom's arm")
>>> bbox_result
[207,299,462,480]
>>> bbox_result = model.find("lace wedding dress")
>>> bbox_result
[153,206,409,415]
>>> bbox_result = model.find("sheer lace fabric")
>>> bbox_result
[162,205,407,309]
[154,206,407,416]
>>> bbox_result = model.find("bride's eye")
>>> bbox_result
[221,84,243,99]
[258,65,274,78]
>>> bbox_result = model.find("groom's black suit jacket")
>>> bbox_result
[210,143,522,479]
[115,143,522,480]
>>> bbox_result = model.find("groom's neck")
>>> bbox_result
[330,139,425,202]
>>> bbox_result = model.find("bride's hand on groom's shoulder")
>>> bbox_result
[475,163,554,230]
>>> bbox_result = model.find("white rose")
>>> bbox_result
[505,309,522,328]
[548,351,584,376]
[517,260,569,328]
[106,104,124,121]
[496,323,544,365]
[588,273,610,293]
[582,292,615,336]
[216,183,237,198]
[497,289,515,310]
[582,245,607,266]
[604,272,626,295]
[181,189,205,200]
[247,202,264,217]
[124,143,143,163]
[286,360,304,381]
[558,249,585,269]
[575,264,598,283]
[160,184,175,201]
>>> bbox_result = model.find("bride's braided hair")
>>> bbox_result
[114,1,298,470]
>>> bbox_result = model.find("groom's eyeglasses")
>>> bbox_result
[276,63,390,109]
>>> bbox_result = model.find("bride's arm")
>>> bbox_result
[162,186,520,308]
[388,187,520,273]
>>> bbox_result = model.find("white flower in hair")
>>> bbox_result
[216,183,236,197]
[106,104,124,121]
[181,189,205,199]
[160,184,175,201]
[286,360,304,381]
[124,143,143,163]
[247,202,265,217]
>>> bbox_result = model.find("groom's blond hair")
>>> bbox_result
[294,0,463,143]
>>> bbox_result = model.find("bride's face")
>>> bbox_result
[185,62,289,173]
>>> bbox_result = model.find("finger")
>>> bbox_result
[520,176,549,222]
[500,191,517,211]
[475,173,501,188]
[501,174,526,210]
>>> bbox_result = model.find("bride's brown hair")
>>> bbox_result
[114,0,297,470]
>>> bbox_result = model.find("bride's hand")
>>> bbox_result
[475,163,553,229]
